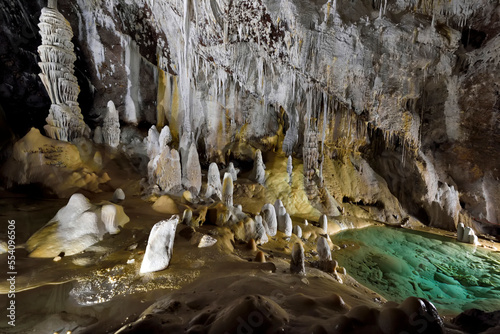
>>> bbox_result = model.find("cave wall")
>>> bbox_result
[1,0,500,231]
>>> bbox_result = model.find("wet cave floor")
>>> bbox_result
[0,151,499,333]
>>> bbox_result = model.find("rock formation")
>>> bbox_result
[261,203,277,236]
[254,214,269,244]
[250,149,266,185]
[279,213,293,237]
[205,162,222,199]
[290,242,305,275]
[102,101,120,148]
[293,225,302,238]
[182,143,202,195]
[140,216,179,274]
[227,162,239,181]
[222,172,234,208]
[25,193,129,258]
[319,215,328,234]
[37,0,89,141]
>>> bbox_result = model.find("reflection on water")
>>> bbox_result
[332,226,500,314]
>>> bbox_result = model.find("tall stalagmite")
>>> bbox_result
[38,0,89,141]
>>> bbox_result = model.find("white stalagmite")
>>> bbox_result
[38,0,89,141]
[254,215,269,244]
[158,125,172,149]
[222,172,233,207]
[250,149,266,185]
[277,205,287,232]
[102,101,121,148]
[279,213,292,236]
[317,236,332,262]
[140,216,179,274]
[293,225,302,238]
[227,162,239,181]
[101,204,119,234]
[319,214,328,234]
[183,143,202,195]
[146,125,160,159]
[261,203,277,236]
[205,162,222,199]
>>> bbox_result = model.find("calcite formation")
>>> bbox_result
[140,216,179,274]
[102,101,121,148]
[37,0,89,141]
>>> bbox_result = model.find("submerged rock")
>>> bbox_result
[140,216,179,274]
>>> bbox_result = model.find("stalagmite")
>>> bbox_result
[182,209,193,225]
[140,216,179,274]
[319,214,328,234]
[146,125,160,159]
[102,101,121,148]
[250,149,266,185]
[293,225,302,238]
[254,214,269,244]
[154,148,182,193]
[227,162,239,181]
[261,203,277,236]
[182,143,202,195]
[290,242,306,275]
[158,125,172,149]
[38,0,89,141]
[317,236,332,262]
[101,204,119,234]
[222,172,233,207]
[279,213,293,237]
[205,162,222,199]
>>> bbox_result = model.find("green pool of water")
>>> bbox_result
[332,226,500,314]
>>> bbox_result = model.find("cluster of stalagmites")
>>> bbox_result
[457,223,478,244]
[38,0,89,141]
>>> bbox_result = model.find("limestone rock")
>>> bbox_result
[279,213,293,237]
[191,233,217,248]
[101,204,119,234]
[140,216,179,274]
[152,195,179,214]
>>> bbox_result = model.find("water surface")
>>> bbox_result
[332,226,500,313]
